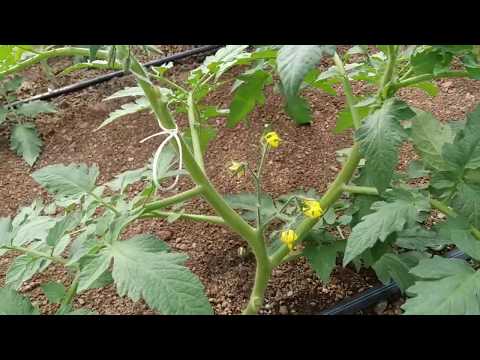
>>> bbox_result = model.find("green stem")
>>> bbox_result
[269,143,362,267]
[333,52,361,129]
[342,184,380,196]
[151,74,188,94]
[392,71,469,92]
[242,259,271,315]
[0,47,110,77]
[116,46,258,251]
[255,145,268,231]
[4,245,67,265]
[378,45,398,99]
[90,193,120,216]
[140,210,226,225]
[57,271,80,314]
[187,92,206,171]
[142,186,204,213]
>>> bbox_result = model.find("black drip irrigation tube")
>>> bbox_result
[8,45,223,107]
[319,248,467,315]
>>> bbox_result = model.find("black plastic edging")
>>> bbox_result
[8,45,223,107]
[319,248,467,315]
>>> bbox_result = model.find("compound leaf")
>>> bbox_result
[403,256,480,315]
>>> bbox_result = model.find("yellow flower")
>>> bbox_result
[280,229,298,251]
[302,199,324,219]
[228,161,246,177]
[264,131,281,148]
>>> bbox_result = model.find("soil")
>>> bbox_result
[1,46,480,315]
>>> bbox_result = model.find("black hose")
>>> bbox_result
[319,248,467,315]
[8,45,223,107]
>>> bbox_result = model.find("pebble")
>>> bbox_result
[287,290,293,297]
[374,300,388,315]
[78,298,86,306]
[279,305,289,315]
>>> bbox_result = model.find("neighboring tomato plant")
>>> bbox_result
[1,45,480,315]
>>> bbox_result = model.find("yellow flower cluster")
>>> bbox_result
[264,131,281,148]
[280,229,298,251]
[302,199,324,219]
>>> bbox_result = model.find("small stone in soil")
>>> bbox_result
[279,305,289,315]
[374,300,388,315]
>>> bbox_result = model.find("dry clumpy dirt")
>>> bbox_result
[1,46,480,315]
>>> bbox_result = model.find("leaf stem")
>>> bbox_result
[139,210,226,225]
[142,186,203,213]
[0,47,111,77]
[391,71,469,92]
[4,245,67,265]
[333,52,361,129]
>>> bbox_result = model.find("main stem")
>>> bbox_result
[116,46,259,254]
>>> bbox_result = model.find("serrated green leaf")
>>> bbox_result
[41,282,66,304]
[46,212,81,247]
[97,97,150,130]
[277,45,335,99]
[356,98,415,192]
[451,183,480,228]
[372,253,416,292]
[407,160,430,179]
[224,192,277,223]
[227,70,270,128]
[0,217,12,247]
[16,100,56,117]
[77,250,112,293]
[403,256,480,315]
[335,106,370,134]
[442,104,480,171]
[10,123,42,166]
[410,110,455,171]
[439,216,480,261]
[343,199,418,266]
[0,106,8,124]
[285,94,312,125]
[0,287,40,315]
[32,163,99,203]
[3,75,23,93]
[106,167,148,193]
[110,234,212,315]
[303,232,344,282]
[396,226,448,251]
[409,81,439,97]
[6,254,50,290]
[10,215,56,248]
[277,45,335,124]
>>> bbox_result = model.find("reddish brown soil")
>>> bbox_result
[1,46,480,315]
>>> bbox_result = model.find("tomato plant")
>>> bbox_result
[1,45,480,315]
